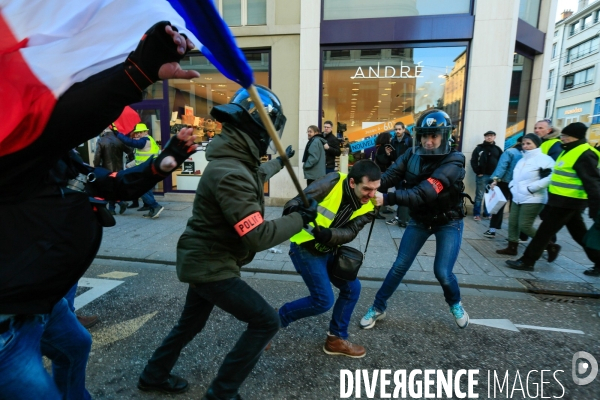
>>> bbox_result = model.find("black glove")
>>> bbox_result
[125,21,187,89]
[538,168,552,179]
[313,226,332,244]
[277,145,295,167]
[296,197,318,227]
[153,133,196,174]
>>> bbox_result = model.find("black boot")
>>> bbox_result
[506,258,534,271]
[546,243,562,263]
[138,374,189,394]
[583,266,600,276]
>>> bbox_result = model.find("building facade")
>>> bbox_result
[546,0,600,147]
[112,0,557,204]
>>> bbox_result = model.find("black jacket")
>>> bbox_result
[381,149,466,224]
[390,134,412,159]
[547,139,600,218]
[470,141,503,175]
[322,132,341,169]
[93,130,133,171]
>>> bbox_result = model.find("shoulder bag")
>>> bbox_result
[329,213,376,281]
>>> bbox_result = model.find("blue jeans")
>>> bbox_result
[0,299,92,400]
[279,243,361,339]
[373,219,463,313]
[473,175,490,217]
[140,190,160,209]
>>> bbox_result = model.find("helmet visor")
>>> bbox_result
[413,128,451,156]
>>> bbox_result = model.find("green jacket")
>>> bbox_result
[176,124,304,283]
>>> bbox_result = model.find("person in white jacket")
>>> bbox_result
[495,133,554,256]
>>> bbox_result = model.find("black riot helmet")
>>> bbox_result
[211,85,287,156]
[413,109,454,157]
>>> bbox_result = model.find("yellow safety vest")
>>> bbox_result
[135,136,160,165]
[549,143,600,199]
[540,138,560,155]
[290,173,375,245]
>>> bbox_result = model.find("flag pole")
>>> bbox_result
[247,85,311,208]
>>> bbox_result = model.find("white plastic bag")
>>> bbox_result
[484,186,507,215]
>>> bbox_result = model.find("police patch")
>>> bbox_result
[234,212,264,236]
[426,118,435,127]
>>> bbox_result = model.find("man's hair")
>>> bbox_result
[348,159,381,183]
[323,120,333,127]
[537,119,552,127]
[376,131,391,146]
[394,121,406,129]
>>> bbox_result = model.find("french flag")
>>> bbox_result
[0,0,253,157]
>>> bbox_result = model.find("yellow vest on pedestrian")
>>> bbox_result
[135,136,160,165]
[290,173,375,244]
[540,138,560,155]
[549,143,600,199]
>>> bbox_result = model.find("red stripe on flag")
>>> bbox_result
[0,14,57,157]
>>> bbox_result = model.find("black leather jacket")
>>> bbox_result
[381,149,466,225]
[93,130,133,172]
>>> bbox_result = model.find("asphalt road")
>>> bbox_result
[79,261,600,399]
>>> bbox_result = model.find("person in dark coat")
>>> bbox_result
[138,85,318,399]
[470,131,503,220]
[0,22,200,400]
[322,120,341,174]
[386,122,413,227]
[93,127,134,214]
[359,109,470,331]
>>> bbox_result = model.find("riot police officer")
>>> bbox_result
[359,109,470,330]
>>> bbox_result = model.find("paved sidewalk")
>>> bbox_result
[96,201,600,294]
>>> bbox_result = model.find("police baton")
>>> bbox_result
[247,85,321,232]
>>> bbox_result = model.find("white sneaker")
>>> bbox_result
[449,302,469,329]
[359,306,386,329]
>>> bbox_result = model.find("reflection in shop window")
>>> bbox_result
[323,0,470,20]
[505,54,532,149]
[322,46,466,150]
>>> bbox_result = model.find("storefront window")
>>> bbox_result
[323,0,470,20]
[166,50,270,190]
[505,54,533,149]
[519,0,541,27]
[322,46,467,149]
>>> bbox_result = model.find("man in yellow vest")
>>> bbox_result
[535,118,562,161]
[118,123,164,218]
[278,159,383,358]
[507,122,600,275]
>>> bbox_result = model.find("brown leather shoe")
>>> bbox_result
[323,334,366,358]
[77,315,99,329]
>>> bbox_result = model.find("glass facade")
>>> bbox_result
[519,0,540,27]
[505,54,533,149]
[323,0,470,20]
[322,46,466,147]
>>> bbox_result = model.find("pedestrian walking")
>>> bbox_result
[138,86,318,399]
[470,131,502,220]
[535,119,562,160]
[322,120,341,174]
[278,160,383,358]
[359,109,470,331]
[303,125,327,185]
[506,123,600,275]
[483,136,523,238]
[495,134,554,257]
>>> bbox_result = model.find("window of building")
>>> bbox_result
[552,43,557,59]
[166,49,270,190]
[548,69,554,90]
[545,99,551,118]
[567,36,600,63]
[569,21,579,36]
[519,0,541,27]
[322,46,467,148]
[506,54,533,149]
[323,0,470,20]
[563,66,595,90]
[219,0,266,26]
[595,10,600,23]
[582,14,593,30]
[554,30,558,37]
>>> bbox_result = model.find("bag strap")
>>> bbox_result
[363,208,377,254]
